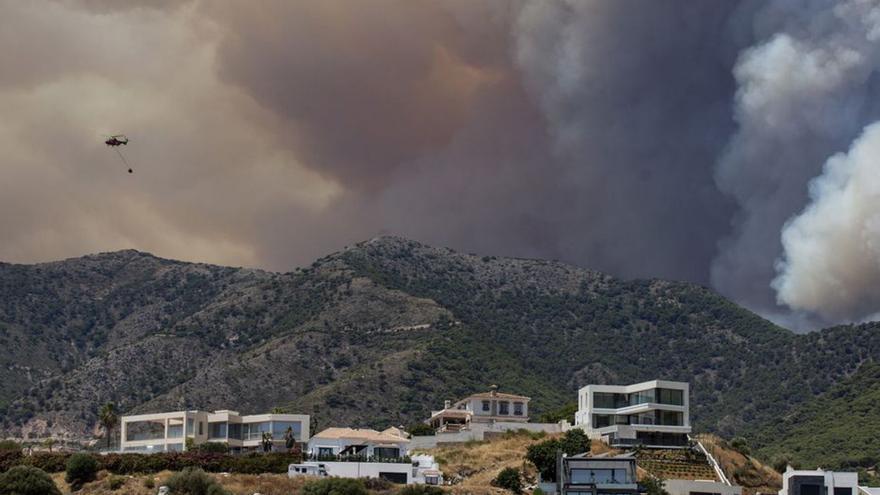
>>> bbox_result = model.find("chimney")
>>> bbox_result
[444,400,451,409]
[490,384,498,397]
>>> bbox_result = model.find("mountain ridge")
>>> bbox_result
[0,236,877,464]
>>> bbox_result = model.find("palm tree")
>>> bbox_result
[99,403,118,449]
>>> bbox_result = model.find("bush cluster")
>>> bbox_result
[397,485,444,495]
[0,465,61,495]
[165,467,230,495]
[492,467,522,494]
[0,451,302,475]
[303,477,368,495]
[65,453,99,489]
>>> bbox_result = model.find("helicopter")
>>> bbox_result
[102,134,133,173]
[104,134,129,147]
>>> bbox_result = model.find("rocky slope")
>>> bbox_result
[1,237,878,450]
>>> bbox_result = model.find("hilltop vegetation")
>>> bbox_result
[750,361,880,479]
[1,236,879,459]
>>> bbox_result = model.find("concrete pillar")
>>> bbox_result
[119,419,127,453]
[164,418,169,452]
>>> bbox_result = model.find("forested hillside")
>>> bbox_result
[1,237,878,456]
[751,361,880,479]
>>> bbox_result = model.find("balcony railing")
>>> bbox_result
[307,454,412,464]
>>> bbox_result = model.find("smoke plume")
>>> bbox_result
[4,0,880,329]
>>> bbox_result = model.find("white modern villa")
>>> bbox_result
[779,467,880,495]
[119,410,310,453]
[574,379,691,448]
[426,385,530,432]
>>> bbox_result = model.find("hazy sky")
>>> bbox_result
[4,0,880,330]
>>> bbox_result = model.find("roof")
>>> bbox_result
[430,409,472,419]
[312,427,410,444]
[381,426,410,439]
[463,391,531,401]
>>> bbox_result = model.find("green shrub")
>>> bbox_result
[525,429,590,482]
[406,423,436,437]
[398,484,444,495]
[642,477,669,495]
[0,465,62,495]
[362,477,394,491]
[493,467,522,494]
[23,452,68,472]
[107,475,125,490]
[302,477,368,495]
[533,488,545,495]
[144,476,156,489]
[193,442,229,454]
[0,441,20,452]
[165,467,230,495]
[65,452,99,489]
[730,437,750,456]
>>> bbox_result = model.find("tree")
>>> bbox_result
[642,477,669,495]
[43,438,56,453]
[270,406,289,414]
[0,466,61,495]
[65,453,98,490]
[98,403,118,449]
[525,429,591,482]
[492,467,523,494]
[406,423,436,437]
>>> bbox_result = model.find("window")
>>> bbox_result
[499,402,510,415]
[482,400,490,412]
[570,468,628,484]
[834,488,852,495]
[657,388,684,405]
[208,422,227,439]
[272,421,303,440]
[514,402,524,416]
[228,423,242,440]
[657,410,683,426]
[198,421,204,435]
[373,447,401,459]
[593,414,612,428]
[318,447,334,457]
[186,418,194,435]
[629,389,655,405]
[593,392,626,408]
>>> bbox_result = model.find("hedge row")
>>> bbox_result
[0,450,301,475]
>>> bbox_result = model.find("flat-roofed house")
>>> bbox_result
[557,453,640,495]
[119,409,310,453]
[427,386,530,432]
[574,380,691,448]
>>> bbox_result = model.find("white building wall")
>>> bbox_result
[665,479,742,495]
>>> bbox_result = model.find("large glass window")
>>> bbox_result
[272,421,303,441]
[186,418,193,435]
[657,410,683,426]
[167,425,183,438]
[228,423,242,440]
[125,421,166,441]
[570,468,628,484]
[373,447,400,459]
[513,402,524,416]
[242,422,271,440]
[593,392,626,409]
[657,388,684,405]
[209,422,227,439]
[593,414,612,428]
[499,402,510,415]
[629,389,655,406]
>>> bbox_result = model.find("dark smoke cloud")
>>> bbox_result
[4,0,880,330]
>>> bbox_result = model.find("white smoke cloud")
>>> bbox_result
[774,122,880,322]
[713,0,880,325]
